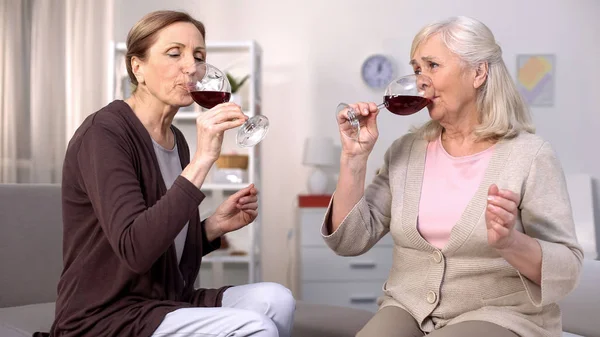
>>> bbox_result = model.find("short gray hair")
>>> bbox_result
[410,16,535,141]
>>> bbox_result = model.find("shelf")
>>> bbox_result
[205,40,257,51]
[110,39,262,284]
[203,255,251,263]
[201,183,248,191]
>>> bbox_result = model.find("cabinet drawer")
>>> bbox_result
[300,208,393,247]
[301,246,392,281]
[301,281,384,312]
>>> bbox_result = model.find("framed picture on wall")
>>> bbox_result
[516,54,556,107]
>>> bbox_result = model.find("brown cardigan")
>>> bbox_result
[43,100,229,337]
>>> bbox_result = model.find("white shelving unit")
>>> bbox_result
[109,40,263,287]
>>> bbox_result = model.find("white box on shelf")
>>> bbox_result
[212,168,247,184]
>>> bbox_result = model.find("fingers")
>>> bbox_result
[207,111,248,127]
[237,202,258,210]
[488,184,499,196]
[229,184,258,201]
[487,195,518,214]
[241,209,258,218]
[198,103,248,132]
[488,184,519,203]
[368,102,379,112]
[211,119,247,132]
[486,203,515,228]
[348,102,378,117]
[490,219,511,237]
[497,189,520,204]
[237,194,258,205]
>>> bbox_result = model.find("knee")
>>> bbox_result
[258,282,296,313]
[355,327,369,337]
[242,311,279,336]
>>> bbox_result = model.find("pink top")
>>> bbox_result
[418,135,495,249]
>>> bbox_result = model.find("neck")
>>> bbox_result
[125,89,177,148]
[439,103,493,156]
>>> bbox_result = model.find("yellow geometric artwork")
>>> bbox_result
[516,54,555,107]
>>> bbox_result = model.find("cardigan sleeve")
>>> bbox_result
[320,143,394,256]
[200,219,222,256]
[77,124,206,274]
[519,141,584,307]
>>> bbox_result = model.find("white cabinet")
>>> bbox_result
[298,207,393,312]
[109,40,264,287]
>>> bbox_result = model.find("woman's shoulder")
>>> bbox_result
[67,100,135,150]
[507,131,545,146]
[504,131,555,158]
[89,100,133,129]
[385,132,427,158]
[389,132,421,149]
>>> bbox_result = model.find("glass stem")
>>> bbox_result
[376,102,387,111]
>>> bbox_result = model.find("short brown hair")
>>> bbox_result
[125,10,206,89]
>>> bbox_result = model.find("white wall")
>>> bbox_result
[114,0,600,292]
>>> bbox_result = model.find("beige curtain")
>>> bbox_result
[0,0,31,183]
[29,0,67,183]
[0,0,113,183]
[65,0,114,143]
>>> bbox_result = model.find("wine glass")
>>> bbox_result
[336,74,433,140]
[186,62,269,147]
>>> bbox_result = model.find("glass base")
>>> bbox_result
[336,103,360,140]
[236,115,269,147]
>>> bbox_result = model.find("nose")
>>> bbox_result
[416,74,434,99]
[183,61,197,76]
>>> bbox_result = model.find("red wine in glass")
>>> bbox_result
[336,74,433,140]
[190,91,231,109]
[383,95,432,116]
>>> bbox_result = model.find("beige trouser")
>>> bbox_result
[356,306,519,337]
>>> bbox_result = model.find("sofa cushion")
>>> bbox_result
[0,184,63,307]
[559,258,600,337]
[292,301,373,337]
[0,302,55,337]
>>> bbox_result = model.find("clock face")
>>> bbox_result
[361,54,395,89]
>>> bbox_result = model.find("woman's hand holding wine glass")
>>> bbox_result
[193,102,247,166]
[336,73,434,145]
[337,101,380,160]
[186,62,269,148]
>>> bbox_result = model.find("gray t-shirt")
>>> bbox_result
[152,132,188,264]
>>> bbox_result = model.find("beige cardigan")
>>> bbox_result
[321,132,583,337]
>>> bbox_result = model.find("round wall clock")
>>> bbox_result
[361,54,395,89]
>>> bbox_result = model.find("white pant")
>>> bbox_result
[151,282,296,337]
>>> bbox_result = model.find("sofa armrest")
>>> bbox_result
[559,258,600,337]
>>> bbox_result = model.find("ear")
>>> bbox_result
[473,62,488,89]
[131,56,145,85]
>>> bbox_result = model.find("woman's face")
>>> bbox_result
[132,22,206,108]
[411,33,484,124]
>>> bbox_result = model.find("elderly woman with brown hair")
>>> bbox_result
[327,16,583,337]
[45,10,294,337]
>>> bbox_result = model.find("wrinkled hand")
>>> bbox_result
[337,101,380,158]
[486,184,520,250]
[209,184,258,237]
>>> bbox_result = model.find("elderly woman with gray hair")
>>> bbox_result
[327,16,582,337]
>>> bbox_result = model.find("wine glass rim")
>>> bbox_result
[185,62,231,93]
